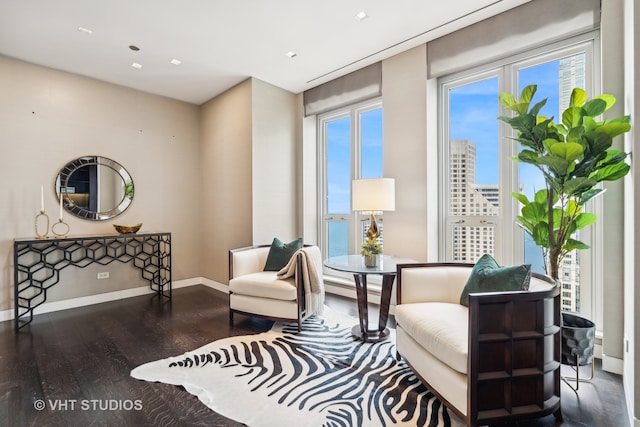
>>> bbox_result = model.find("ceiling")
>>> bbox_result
[0,0,530,105]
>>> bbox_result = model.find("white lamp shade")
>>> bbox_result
[351,178,395,211]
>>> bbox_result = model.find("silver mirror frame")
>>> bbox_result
[55,156,134,221]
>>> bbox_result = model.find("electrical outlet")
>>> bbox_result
[97,272,109,279]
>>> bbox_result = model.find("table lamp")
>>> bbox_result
[351,178,395,241]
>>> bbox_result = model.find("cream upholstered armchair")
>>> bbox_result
[228,242,323,332]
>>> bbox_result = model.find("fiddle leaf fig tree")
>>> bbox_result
[498,85,631,280]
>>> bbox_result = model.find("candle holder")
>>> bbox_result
[35,210,50,239]
[52,218,70,239]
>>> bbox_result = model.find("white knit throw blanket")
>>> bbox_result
[277,246,325,316]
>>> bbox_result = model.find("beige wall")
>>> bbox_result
[382,45,430,262]
[0,55,202,310]
[251,79,298,245]
[199,80,253,283]
[199,78,299,284]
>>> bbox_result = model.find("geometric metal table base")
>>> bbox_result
[14,232,171,330]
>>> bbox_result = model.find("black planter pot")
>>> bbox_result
[561,311,595,391]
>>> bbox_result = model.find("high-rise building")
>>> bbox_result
[450,140,498,263]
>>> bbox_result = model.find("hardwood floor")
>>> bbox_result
[0,285,628,427]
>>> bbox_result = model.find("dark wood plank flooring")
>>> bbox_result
[0,285,628,427]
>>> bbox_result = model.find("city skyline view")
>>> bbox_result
[325,55,585,310]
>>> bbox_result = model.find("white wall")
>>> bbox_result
[0,56,202,311]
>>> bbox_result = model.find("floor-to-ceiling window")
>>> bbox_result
[319,99,383,271]
[440,36,597,320]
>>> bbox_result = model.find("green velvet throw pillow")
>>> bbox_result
[459,254,531,307]
[263,237,303,271]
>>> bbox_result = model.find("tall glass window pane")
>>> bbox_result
[320,100,383,266]
[326,117,351,214]
[360,107,383,178]
[448,77,499,262]
[328,222,348,258]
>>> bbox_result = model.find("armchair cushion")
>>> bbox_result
[395,302,469,374]
[229,272,297,301]
[263,237,303,271]
[459,254,531,307]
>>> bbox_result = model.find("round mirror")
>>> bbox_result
[55,156,134,221]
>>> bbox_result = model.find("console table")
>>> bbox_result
[14,232,171,330]
[324,254,413,342]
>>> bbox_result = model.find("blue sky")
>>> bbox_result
[450,61,560,195]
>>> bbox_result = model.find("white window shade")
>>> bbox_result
[426,0,600,79]
[304,62,381,116]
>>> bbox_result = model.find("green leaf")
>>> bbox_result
[564,238,590,252]
[596,149,628,168]
[563,177,597,196]
[520,85,537,105]
[529,99,548,117]
[579,188,603,205]
[516,216,535,234]
[532,222,549,247]
[507,114,537,134]
[518,150,540,164]
[549,142,584,162]
[566,199,581,216]
[539,155,569,176]
[569,88,587,108]
[542,138,558,153]
[562,107,583,128]
[583,116,597,131]
[592,163,631,181]
[595,94,616,110]
[574,212,597,229]
[498,92,517,109]
[582,98,607,117]
[565,125,584,142]
[534,189,549,205]
[511,192,530,205]
[522,202,547,223]
[597,121,632,138]
[584,131,613,155]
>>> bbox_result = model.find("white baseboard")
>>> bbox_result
[0,277,227,323]
[1,278,386,324]
[199,277,229,293]
[324,282,395,315]
[602,353,624,375]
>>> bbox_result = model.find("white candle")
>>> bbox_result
[40,185,44,212]
[59,193,63,220]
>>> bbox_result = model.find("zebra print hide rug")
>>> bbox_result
[131,308,462,427]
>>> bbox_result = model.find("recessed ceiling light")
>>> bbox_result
[77,27,93,35]
[131,62,143,69]
[355,11,368,21]
[170,59,182,65]
[285,51,297,59]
